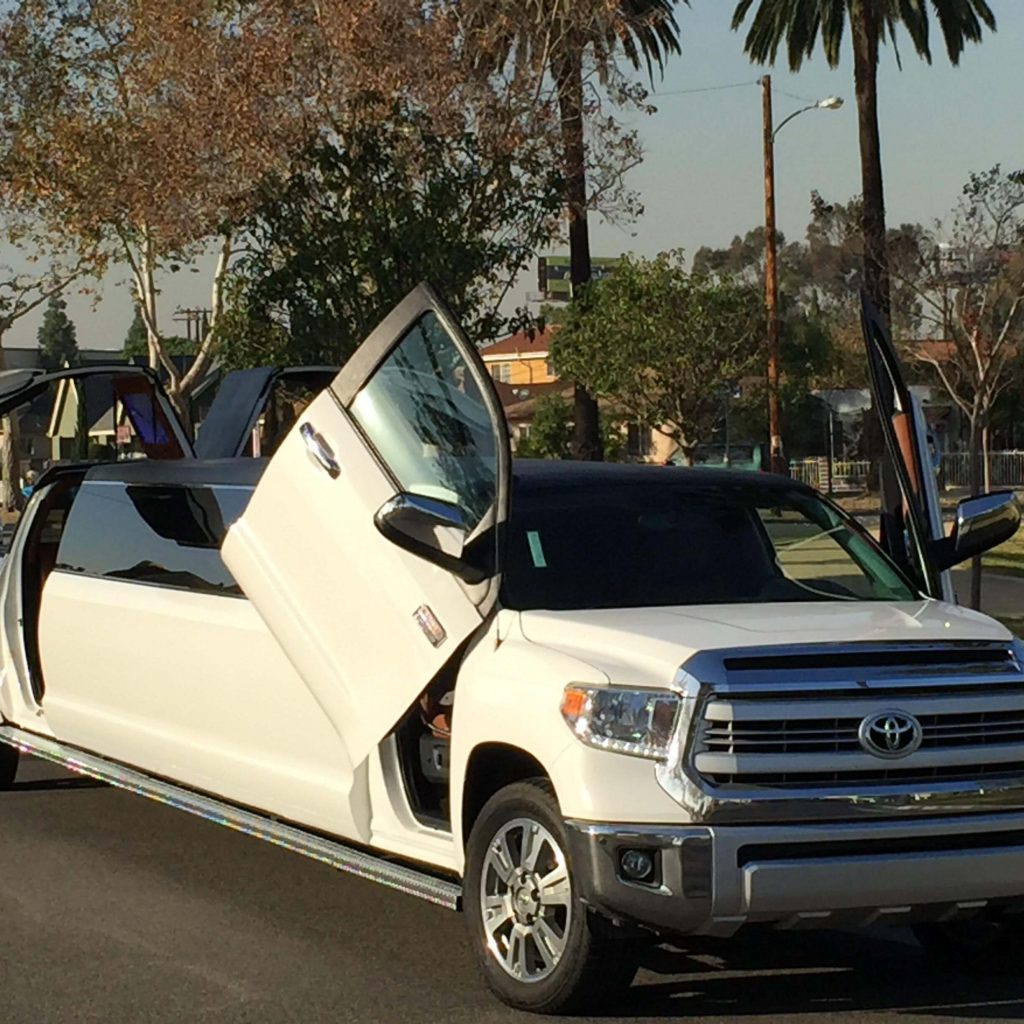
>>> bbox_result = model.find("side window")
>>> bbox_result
[757,505,909,601]
[253,379,323,458]
[348,311,498,530]
[56,483,251,596]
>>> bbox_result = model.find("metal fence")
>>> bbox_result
[789,452,1024,492]
[788,458,872,493]
[940,451,1024,489]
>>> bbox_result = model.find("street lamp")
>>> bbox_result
[761,75,843,475]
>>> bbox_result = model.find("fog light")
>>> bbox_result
[620,848,655,882]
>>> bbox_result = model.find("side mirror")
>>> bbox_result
[930,491,1021,572]
[374,492,484,581]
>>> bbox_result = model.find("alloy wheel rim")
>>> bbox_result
[479,816,572,983]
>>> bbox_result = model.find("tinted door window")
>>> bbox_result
[56,483,250,596]
[348,312,497,530]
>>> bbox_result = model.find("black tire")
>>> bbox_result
[0,741,18,790]
[914,915,1024,975]
[464,778,639,1014]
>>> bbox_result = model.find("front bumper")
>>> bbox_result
[565,812,1024,937]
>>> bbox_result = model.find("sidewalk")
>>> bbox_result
[952,570,1024,620]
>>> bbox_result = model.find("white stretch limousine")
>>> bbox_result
[0,287,1021,1013]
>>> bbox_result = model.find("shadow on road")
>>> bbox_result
[602,928,1024,1019]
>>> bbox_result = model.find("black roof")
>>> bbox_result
[511,459,812,494]
[80,455,812,495]
[86,458,268,488]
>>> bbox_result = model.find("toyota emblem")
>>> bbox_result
[858,710,923,759]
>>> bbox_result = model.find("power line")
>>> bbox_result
[650,80,826,106]
[773,86,825,104]
[651,79,760,97]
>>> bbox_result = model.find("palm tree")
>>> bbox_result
[462,0,684,459]
[731,0,995,320]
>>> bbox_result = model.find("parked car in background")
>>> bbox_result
[0,289,1022,1013]
[688,440,767,472]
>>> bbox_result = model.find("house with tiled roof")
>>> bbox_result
[480,327,559,386]
[484,332,664,460]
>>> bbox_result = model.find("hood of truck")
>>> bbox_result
[517,600,1012,690]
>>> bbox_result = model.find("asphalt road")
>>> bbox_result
[3,756,1024,1024]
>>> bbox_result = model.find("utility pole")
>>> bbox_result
[762,75,784,475]
[760,82,842,477]
[172,307,211,346]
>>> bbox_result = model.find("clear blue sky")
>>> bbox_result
[585,1,1024,270]
[6,0,1023,349]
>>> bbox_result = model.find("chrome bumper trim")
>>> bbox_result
[0,726,462,910]
[566,814,1024,937]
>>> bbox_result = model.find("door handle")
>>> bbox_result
[300,422,341,478]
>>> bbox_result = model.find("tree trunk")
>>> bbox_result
[968,412,983,611]
[851,1,890,320]
[553,46,602,461]
[1,415,24,514]
[168,384,192,435]
[982,421,992,493]
[0,329,23,515]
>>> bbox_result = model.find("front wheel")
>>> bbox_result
[914,914,1024,974]
[464,779,639,1014]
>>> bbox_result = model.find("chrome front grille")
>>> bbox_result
[686,641,1024,793]
[701,706,1024,757]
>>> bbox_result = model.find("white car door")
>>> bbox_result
[0,365,193,724]
[221,284,511,770]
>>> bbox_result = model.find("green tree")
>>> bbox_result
[122,306,147,359]
[36,293,78,369]
[123,306,197,360]
[693,226,810,296]
[732,0,996,319]
[517,395,573,459]
[552,252,763,464]
[461,0,685,460]
[218,113,564,368]
[516,393,628,461]
[694,223,834,369]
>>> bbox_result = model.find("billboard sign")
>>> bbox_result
[537,256,620,301]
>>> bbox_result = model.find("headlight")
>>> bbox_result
[560,685,680,761]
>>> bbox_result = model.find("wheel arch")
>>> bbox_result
[459,742,551,853]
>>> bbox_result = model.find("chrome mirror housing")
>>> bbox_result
[931,491,1021,572]
[374,492,485,581]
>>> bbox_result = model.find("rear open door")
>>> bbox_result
[195,366,338,459]
[861,295,952,600]
[222,284,510,765]
[0,365,193,460]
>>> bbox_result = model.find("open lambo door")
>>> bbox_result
[861,295,952,601]
[222,284,511,766]
[0,364,194,462]
[194,366,339,459]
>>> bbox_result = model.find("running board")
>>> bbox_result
[0,725,462,910]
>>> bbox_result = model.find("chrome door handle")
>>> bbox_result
[300,422,341,478]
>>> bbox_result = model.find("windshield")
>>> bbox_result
[501,479,917,611]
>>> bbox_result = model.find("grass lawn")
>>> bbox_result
[985,531,1024,578]
[837,489,1024,579]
